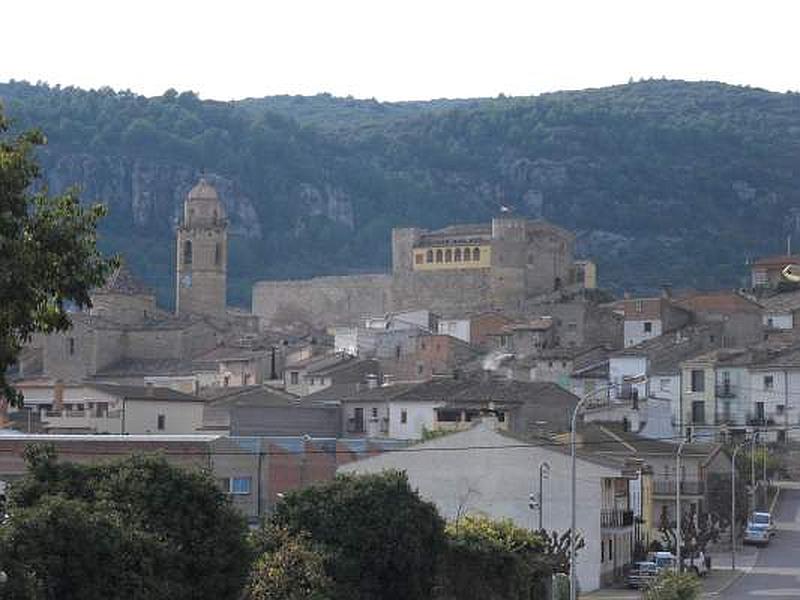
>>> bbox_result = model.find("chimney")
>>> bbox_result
[54,380,65,411]
[366,374,378,389]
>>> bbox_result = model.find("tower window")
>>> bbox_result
[454,248,462,262]
[436,249,443,263]
[214,242,222,266]
[473,247,481,261]
[426,250,433,263]
[463,248,471,261]
[183,240,193,265]
[445,249,452,263]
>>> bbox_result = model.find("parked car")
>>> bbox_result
[749,511,776,537]
[626,561,659,589]
[649,551,710,576]
[744,523,770,546]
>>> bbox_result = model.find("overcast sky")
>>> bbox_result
[3,0,798,101]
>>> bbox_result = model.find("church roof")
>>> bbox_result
[97,263,153,296]
[188,178,219,201]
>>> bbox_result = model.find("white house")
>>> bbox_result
[437,318,471,344]
[14,381,205,434]
[339,423,638,592]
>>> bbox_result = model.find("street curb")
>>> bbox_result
[769,486,781,513]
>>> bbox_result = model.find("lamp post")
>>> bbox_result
[570,374,645,600]
[539,461,551,531]
[731,441,747,570]
[676,436,689,572]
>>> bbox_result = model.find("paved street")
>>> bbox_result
[719,486,800,600]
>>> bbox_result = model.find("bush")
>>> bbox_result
[271,470,445,600]
[644,572,701,600]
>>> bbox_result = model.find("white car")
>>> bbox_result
[749,512,776,538]
[744,523,770,546]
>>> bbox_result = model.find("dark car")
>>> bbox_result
[626,561,659,589]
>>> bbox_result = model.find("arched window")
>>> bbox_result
[454,248,462,262]
[436,249,443,263]
[214,242,222,266]
[464,248,472,261]
[183,240,193,265]
[426,249,434,263]
[473,247,481,261]
[445,249,452,263]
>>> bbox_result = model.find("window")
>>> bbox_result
[777,404,785,415]
[473,247,481,261]
[436,249,443,263]
[68,337,76,355]
[183,240,192,265]
[692,401,705,425]
[157,414,166,431]
[426,250,433,263]
[660,378,670,392]
[644,321,652,333]
[463,248,471,261]
[395,344,401,359]
[764,375,774,390]
[454,248,462,262]
[437,409,461,422]
[214,242,222,266]
[231,477,252,495]
[601,539,605,563]
[401,410,408,424]
[767,317,775,328]
[635,300,643,312]
[690,370,705,392]
[371,407,378,418]
[755,402,765,423]
[445,249,452,263]
[415,253,423,265]
[609,539,613,560]
[290,371,299,385]
[417,364,424,375]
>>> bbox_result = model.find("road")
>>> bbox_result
[721,487,800,599]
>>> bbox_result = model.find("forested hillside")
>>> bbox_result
[1,79,799,307]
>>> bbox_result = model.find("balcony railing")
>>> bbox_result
[601,509,634,528]
[715,383,736,398]
[652,480,705,496]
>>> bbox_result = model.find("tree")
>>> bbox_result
[0,107,116,407]
[643,571,701,600]
[248,524,331,600]
[438,516,559,600]
[271,471,445,600]
[4,446,251,600]
[0,495,167,600]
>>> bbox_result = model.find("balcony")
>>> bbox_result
[652,480,705,496]
[601,508,634,528]
[715,383,736,398]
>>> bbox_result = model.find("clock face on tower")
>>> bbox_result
[181,273,193,288]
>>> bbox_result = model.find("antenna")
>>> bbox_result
[788,234,792,256]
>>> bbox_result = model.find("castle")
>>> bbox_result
[253,217,594,327]
[16,179,257,386]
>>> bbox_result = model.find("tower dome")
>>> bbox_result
[184,178,225,227]
[188,178,219,202]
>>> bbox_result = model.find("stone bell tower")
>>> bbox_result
[176,178,227,317]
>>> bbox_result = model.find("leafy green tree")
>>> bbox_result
[271,471,445,600]
[5,445,251,600]
[0,107,116,407]
[643,571,701,600]
[0,495,167,600]
[248,524,331,600]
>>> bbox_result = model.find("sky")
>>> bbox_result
[3,0,799,101]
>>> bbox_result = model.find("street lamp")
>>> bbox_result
[675,436,689,572]
[570,373,645,600]
[539,461,551,531]
[731,440,748,570]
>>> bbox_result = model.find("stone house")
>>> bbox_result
[339,422,639,592]
[621,297,691,348]
[673,291,764,348]
[283,353,381,397]
[385,333,480,381]
[487,318,556,355]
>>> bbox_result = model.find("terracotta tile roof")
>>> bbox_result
[760,290,800,313]
[674,291,762,314]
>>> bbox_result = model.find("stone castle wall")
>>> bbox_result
[252,274,392,328]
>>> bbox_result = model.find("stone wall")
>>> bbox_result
[252,274,392,328]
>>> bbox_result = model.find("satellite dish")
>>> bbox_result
[781,264,800,283]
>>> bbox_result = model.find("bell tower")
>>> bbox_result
[176,178,227,317]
